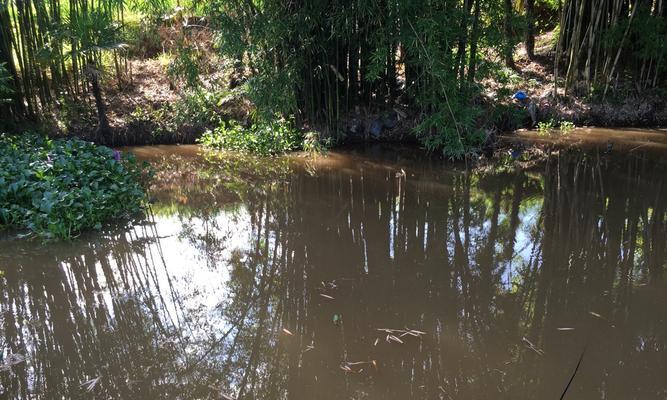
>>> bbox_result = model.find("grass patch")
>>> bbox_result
[0,133,147,239]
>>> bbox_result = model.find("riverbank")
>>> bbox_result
[3,33,665,151]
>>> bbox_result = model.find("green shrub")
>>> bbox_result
[537,119,555,135]
[168,42,203,89]
[172,88,227,127]
[302,131,331,154]
[415,101,486,160]
[0,134,147,239]
[559,120,575,133]
[199,117,303,155]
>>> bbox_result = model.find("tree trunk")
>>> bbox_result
[503,0,516,68]
[0,5,25,120]
[525,0,536,60]
[87,64,112,144]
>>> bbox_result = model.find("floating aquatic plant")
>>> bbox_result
[0,133,147,239]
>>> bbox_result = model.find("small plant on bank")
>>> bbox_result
[559,120,575,133]
[199,117,303,155]
[537,119,556,135]
[0,134,147,239]
[303,131,332,154]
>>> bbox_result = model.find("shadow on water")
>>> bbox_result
[0,143,666,399]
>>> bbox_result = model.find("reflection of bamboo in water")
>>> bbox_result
[221,150,666,399]
[0,217,196,398]
[2,150,665,399]
[513,151,667,398]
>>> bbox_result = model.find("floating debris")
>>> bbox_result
[81,376,101,392]
[320,280,337,290]
[340,360,377,373]
[522,337,545,356]
[282,328,294,336]
[319,294,335,300]
[0,353,25,371]
[377,328,426,339]
[386,334,404,344]
[588,311,616,328]
[557,327,575,331]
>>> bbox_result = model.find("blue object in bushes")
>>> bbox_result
[370,119,383,139]
[512,90,528,101]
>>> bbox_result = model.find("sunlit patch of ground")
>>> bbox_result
[508,127,667,152]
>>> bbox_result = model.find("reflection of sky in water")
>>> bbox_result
[502,201,543,290]
[79,208,254,344]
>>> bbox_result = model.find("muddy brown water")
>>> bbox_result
[1,129,666,399]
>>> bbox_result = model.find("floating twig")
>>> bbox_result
[560,347,586,400]
[522,337,545,356]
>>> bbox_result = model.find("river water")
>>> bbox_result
[1,131,666,399]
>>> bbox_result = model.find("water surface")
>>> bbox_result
[1,134,666,399]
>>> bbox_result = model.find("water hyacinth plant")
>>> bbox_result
[0,134,147,239]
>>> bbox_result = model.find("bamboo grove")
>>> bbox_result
[211,0,665,151]
[211,0,514,156]
[1,0,666,151]
[554,0,666,95]
[0,0,129,130]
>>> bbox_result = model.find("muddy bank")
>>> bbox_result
[9,83,665,149]
[335,93,667,147]
[508,127,667,151]
[536,91,667,128]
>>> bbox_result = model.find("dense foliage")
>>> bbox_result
[0,134,146,239]
[0,0,665,156]
[210,0,507,158]
[208,0,665,157]
[555,0,667,96]
[199,118,303,155]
